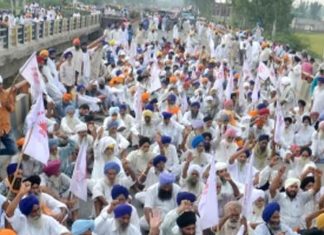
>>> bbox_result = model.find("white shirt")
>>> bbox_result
[94,216,141,235]
[152,144,181,176]
[0,194,6,228]
[228,161,258,185]
[254,222,299,235]
[294,125,315,146]
[271,190,313,228]
[6,210,69,235]
[144,183,181,219]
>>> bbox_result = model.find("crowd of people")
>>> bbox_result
[1,5,324,235]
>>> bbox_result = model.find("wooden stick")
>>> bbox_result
[8,73,21,90]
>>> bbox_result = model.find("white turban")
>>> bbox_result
[251,189,265,203]
[284,177,301,189]
[75,123,88,133]
[100,136,117,156]
[188,164,202,177]
[109,106,120,116]
[302,162,317,174]
[215,162,228,171]
[0,75,3,84]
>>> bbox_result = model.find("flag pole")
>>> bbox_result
[7,125,35,197]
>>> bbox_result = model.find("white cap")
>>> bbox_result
[75,123,88,133]
[0,75,3,84]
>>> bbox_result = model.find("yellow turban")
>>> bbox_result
[143,110,153,118]
[39,49,49,58]
[317,213,324,229]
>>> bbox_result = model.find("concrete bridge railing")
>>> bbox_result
[0,14,101,50]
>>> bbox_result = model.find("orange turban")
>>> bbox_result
[39,49,49,58]
[63,93,73,102]
[201,77,209,84]
[73,38,80,46]
[169,76,177,84]
[0,229,16,235]
[249,110,258,117]
[141,92,150,103]
[16,137,25,147]
[234,73,240,79]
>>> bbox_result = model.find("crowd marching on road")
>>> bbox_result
[1,2,324,235]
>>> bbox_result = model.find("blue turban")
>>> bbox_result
[256,103,267,110]
[6,163,20,176]
[191,135,204,148]
[64,51,73,59]
[176,192,197,205]
[258,134,270,142]
[237,147,251,158]
[109,106,120,116]
[48,138,59,148]
[111,185,129,200]
[116,70,123,76]
[65,105,75,114]
[167,94,176,102]
[161,135,172,144]
[153,155,167,167]
[71,219,95,235]
[262,202,280,223]
[77,84,85,92]
[107,120,119,130]
[318,76,324,83]
[48,48,56,54]
[119,104,127,110]
[114,204,132,218]
[19,194,39,216]
[162,112,172,119]
[159,172,175,186]
[145,103,154,112]
[150,98,158,104]
[191,102,200,109]
[104,161,121,174]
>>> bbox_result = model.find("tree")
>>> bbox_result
[309,1,322,20]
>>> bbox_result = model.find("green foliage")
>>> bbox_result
[293,1,323,20]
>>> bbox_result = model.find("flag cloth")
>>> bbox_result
[236,225,245,235]
[23,94,49,164]
[198,156,219,229]
[225,70,234,100]
[133,86,144,122]
[274,105,284,144]
[19,52,45,99]
[252,75,260,103]
[269,64,278,88]
[70,141,88,201]
[242,153,256,217]
[148,63,162,93]
[257,61,270,81]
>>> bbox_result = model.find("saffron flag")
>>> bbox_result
[19,52,46,99]
[70,141,88,201]
[198,156,219,229]
[23,94,49,164]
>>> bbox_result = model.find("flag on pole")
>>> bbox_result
[70,141,88,201]
[238,72,245,107]
[198,156,219,230]
[257,61,271,81]
[274,105,284,144]
[209,36,215,58]
[148,63,162,93]
[225,70,234,100]
[19,52,45,99]
[23,94,49,164]
[241,153,256,217]
[269,64,278,88]
[133,86,144,122]
[252,75,260,103]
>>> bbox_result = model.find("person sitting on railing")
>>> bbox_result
[0,75,18,158]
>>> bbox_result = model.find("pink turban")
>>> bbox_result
[223,99,233,109]
[319,121,324,131]
[43,159,61,176]
[224,128,237,138]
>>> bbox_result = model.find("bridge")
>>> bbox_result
[0,14,102,80]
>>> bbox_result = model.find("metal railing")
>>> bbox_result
[0,14,101,49]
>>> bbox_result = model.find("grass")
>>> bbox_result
[295,32,324,59]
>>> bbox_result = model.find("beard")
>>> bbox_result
[227,219,239,229]
[117,221,129,231]
[286,190,297,199]
[27,215,42,228]
[269,223,281,231]
[158,187,173,201]
[187,177,198,188]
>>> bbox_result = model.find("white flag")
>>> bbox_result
[225,70,234,100]
[269,64,278,88]
[238,72,245,107]
[19,52,45,98]
[133,86,144,122]
[70,141,88,201]
[209,36,215,57]
[274,105,284,144]
[236,225,245,235]
[242,153,255,217]
[198,156,219,230]
[148,63,162,93]
[257,61,270,81]
[23,94,49,164]
[252,75,260,103]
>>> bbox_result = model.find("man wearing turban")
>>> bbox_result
[182,135,210,168]
[254,202,299,234]
[94,204,141,235]
[71,219,94,235]
[92,161,136,216]
[5,182,70,235]
[96,185,140,232]
[215,128,238,163]
[180,164,205,197]
[269,166,322,229]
